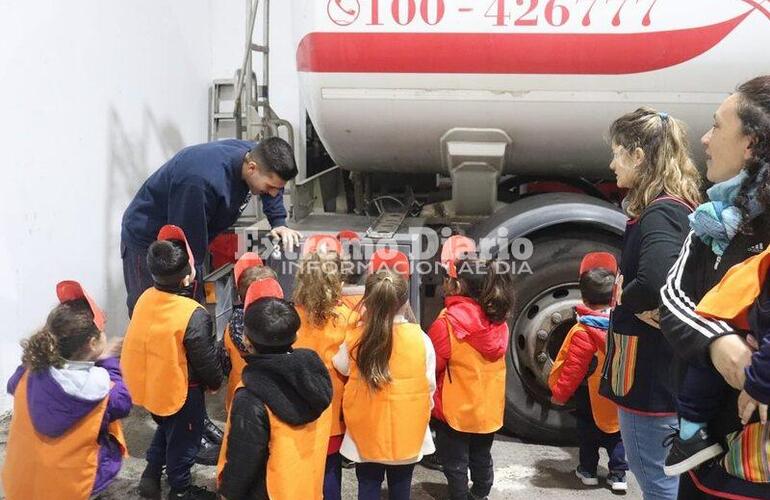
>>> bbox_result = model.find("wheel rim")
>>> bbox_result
[511,282,582,403]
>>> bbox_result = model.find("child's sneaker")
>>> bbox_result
[194,435,221,466]
[419,453,443,471]
[167,485,216,500]
[606,471,628,492]
[663,428,724,476]
[575,465,599,486]
[138,465,162,499]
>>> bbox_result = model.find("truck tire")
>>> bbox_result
[503,231,621,443]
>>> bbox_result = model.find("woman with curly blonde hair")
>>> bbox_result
[292,235,355,500]
[600,107,702,499]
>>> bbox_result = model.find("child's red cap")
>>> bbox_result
[234,252,264,285]
[302,234,343,256]
[56,281,106,331]
[580,252,618,275]
[244,278,284,309]
[440,235,477,279]
[336,230,360,242]
[157,225,195,269]
[370,248,410,279]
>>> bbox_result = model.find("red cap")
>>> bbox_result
[244,278,284,309]
[336,230,360,242]
[234,252,264,285]
[158,225,195,269]
[440,235,477,279]
[56,281,106,331]
[302,234,343,256]
[580,252,618,275]
[370,248,410,279]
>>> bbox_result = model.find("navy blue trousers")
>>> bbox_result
[324,452,342,500]
[574,386,628,474]
[146,387,206,490]
[677,363,726,423]
[355,462,415,500]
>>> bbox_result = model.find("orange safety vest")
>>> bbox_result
[223,325,247,415]
[2,372,127,500]
[439,310,507,434]
[696,246,770,329]
[121,287,202,416]
[217,384,328,499]
[293,304,351,436]
[343,322,430,462]
[549,323,620,434]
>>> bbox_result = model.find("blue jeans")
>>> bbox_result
[618,408,679,500]
[355,462,415,500]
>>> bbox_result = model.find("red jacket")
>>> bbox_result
[548,304,619,433]
[427,296,509,422]
[549,305,608,404]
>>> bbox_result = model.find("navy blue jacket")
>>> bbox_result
[121,140,286,263]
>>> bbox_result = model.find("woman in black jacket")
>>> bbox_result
[660,75,770,499]
[600,107,702,499]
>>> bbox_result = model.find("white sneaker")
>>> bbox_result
[606,471,628,492]
[575,466,599,486]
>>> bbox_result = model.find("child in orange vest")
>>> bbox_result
[217,288,333,500]
[220,252,278,414]
[292,234,353,500]
[427,236,514,500]
[2,281,130,500]
[333,269,436,500]
[121,225,223,500]
[548,252,628,491]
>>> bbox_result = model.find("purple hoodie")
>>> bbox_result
[7,357,132,495]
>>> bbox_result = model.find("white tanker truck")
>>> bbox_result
[214,0,770,441]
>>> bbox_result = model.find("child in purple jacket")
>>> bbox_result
[2,281,131,499]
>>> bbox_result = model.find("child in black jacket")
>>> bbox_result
[217,296,332,500]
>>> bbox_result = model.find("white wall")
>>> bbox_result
[0,0,250,413]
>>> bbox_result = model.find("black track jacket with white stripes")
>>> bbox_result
[660,212,770,498]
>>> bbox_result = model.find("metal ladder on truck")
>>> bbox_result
[209,0,294,145]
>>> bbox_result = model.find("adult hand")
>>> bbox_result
[612,274,624,307]
[709,334,753,390]
[269,226,301,253]
[99,337,124,360]
[738,389,768,425]
[550,396,566,406]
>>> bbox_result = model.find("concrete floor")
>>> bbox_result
[0,392,641,499]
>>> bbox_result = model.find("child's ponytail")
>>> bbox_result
[21,299,100,371]
[356,270,408,390]
[480,260,515,324]
[21,325,63,371]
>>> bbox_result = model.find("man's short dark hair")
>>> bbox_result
[249,137,298,182]
[147,240,191,286]
[579,268,615,307]
[244,297,300,349]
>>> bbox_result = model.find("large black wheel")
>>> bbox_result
[503,231,621,443]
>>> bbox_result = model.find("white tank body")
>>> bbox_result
[294,0,770,177]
